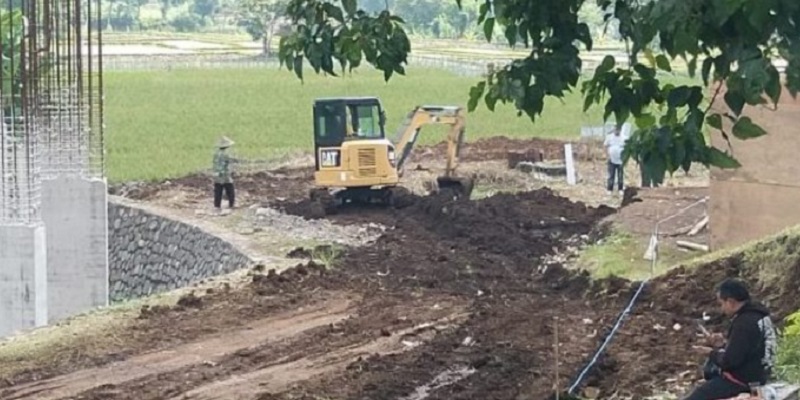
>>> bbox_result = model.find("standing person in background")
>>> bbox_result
[604,124,629,196]
[213,136,237,214]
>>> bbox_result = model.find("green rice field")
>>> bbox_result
[104,66,695,183]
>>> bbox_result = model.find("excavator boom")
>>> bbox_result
[392,105,472,197]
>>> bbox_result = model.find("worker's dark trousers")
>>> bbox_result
[607,161,623,191]
[214,183,235,208]
[682,377,748,400]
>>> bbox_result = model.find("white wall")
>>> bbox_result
[41,176,109,323]
[0,223,48,337]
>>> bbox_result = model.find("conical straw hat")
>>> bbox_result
[217,136,234,148]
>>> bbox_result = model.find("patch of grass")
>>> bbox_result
[777,337,800,384]
[311,245,344,269]
[576,227,689,280]
[0,292,177,380]
[104,67,697,183]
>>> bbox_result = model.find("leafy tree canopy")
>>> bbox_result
[278,0,800,183]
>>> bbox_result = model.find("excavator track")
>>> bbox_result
[309,188,339,218]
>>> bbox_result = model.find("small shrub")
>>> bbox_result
[776,310,800,383]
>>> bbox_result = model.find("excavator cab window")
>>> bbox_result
[347,104,382,139]
[314,102,346,147]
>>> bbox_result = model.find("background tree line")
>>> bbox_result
[95,0,616,52]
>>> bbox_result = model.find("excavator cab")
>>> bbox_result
[312,97,399,189]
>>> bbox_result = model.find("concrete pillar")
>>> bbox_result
[0,223,48,337]
[41,175,109,322]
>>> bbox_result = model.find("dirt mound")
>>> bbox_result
[412,136,580,164]
[250,189,626,400]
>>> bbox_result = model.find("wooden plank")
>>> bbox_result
[676,240,710,252]
[688,215,710,236]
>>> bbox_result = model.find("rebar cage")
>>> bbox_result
[0,0,104,224]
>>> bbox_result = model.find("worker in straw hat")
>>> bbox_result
[212,135,237,214]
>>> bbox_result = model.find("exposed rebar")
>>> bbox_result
[0,0,104,224]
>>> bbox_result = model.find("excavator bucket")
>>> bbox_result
[436,176,474,199]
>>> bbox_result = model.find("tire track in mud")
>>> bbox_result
[176,313,470,400]
[54,294,470,400]
[0,293,356,400]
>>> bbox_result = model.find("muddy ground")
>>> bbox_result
[3,186,785,400]
[1,136,752,400]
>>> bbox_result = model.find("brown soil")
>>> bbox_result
[107,136,589,207]
[5,146,794,400]
[110,166,316,207]
[611,186,711,247]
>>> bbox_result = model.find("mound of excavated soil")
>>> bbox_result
[257,189,800,400]
[247,189,629,400]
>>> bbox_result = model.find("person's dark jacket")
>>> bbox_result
[709,301,777,386]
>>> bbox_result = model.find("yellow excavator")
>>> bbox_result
[309,96,474,212]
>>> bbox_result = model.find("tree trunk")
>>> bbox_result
[263,20,278,56]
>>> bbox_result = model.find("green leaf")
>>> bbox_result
[701,57,714,86]
[687,56,698,78]
[468,82,487,112]
[787,59,800,98]
[596,55,615,77]
[655,54,672,72]
[484,17,495,42]
[667,86,691,108]
[505,23,518,47]
[633,63,655,80]
[687,87,703,109]
[708,147,742,169]
[485,90,499,111]
[323,3,344,23]
[672,139,687,171]
[293,55,304,81]
[724,91,745,116]
[732,116,767,139]
[706,114,723,130]
[765,64,782,105]
[635,113,656,129]
[341,0,356,16]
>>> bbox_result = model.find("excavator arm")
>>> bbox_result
[393,106,466,176]
[392,106,473,197]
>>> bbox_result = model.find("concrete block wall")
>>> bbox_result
[41,176,109,323]
[108,201,253,301]
[0,224,48,337]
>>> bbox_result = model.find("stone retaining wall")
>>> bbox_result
[108,201,252,301]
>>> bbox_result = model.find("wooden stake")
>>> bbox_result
[555,316,560,400]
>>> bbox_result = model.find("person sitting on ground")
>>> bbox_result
[683,278,778,400]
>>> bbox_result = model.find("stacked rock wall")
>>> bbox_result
[108,201,252,301]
